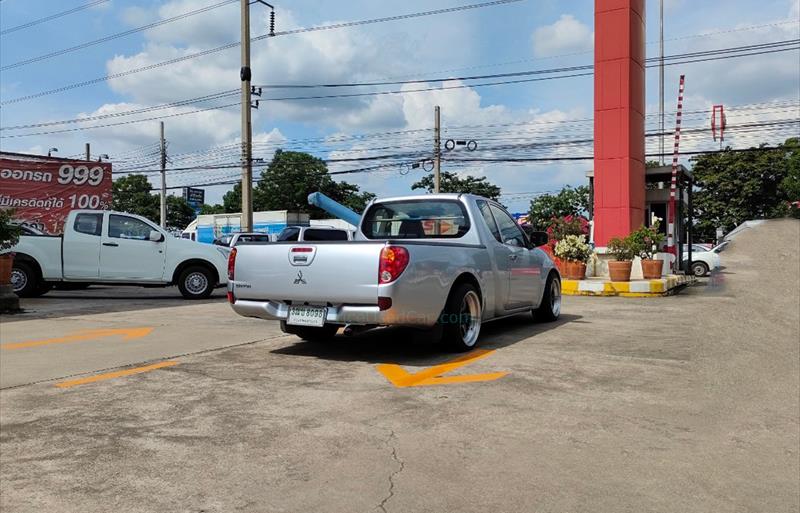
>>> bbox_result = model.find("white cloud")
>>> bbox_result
[531,15,593,58]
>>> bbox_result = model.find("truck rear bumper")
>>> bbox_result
[230,299,437,328]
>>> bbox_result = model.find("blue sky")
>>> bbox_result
[1,0,798,212]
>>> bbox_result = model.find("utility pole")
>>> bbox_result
[160,121,167,228]
[434,105,441,193]
[85,143,90,161]
[240,0,254,232]
[659,0,665,165]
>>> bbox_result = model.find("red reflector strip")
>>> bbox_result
[378,297,392,311]
[291,247,313,253]
[227,291,234,304]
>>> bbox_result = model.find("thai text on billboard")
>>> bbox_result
[0,156,112,235]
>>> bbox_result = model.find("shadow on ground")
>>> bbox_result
[3,286,227,322]
[271,313,582,366]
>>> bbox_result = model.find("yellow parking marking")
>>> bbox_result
[55,361,178,388]
[1,327,153,350]
[376,349,508,388]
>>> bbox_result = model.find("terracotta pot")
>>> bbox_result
[608,260,632,282]
[641,258,663,279]
[0,253,12,286]
[565,261,586,280]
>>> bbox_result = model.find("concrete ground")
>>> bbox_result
[0,219,798,513]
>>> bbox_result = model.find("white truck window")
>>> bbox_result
[109,215,153,240]
[363,200,470,239]
[73,213,103,236]
[489,204,528,248]
[477,201,502,243]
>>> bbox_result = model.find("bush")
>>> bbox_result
[628,222,665,260]
[0,209,21,252]
[546,215,589,248]
[554,234,592,263]
[607,236,638,261]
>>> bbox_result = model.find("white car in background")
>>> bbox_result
[684,242,726,277]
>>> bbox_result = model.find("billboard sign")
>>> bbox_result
[183,187,205,214]
[0,156,112,235]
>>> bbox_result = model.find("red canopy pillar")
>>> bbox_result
[593,0,646,246]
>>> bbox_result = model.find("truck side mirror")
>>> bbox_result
[528,231,549,248]
[149,230,164,242]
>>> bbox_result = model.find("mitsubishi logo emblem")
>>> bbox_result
[293,270,306,285]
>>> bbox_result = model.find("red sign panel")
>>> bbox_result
[0,157,112,235]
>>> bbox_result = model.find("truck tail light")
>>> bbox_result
[378,246,409,284]
[228,247,237,280]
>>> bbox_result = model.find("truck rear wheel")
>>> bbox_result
[440,283,482,352]
[11,261,42,298]
[280,321,339,342]
[177,266,214,299]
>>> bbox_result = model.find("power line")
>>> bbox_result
[3,40,796,132]
[0,0,110,36]
[0,0,522,80]
[1,0,239,71]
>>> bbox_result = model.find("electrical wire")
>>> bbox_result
[1,0,239,70]
[0,0,110,36]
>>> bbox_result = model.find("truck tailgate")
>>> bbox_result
[232,242,384,304]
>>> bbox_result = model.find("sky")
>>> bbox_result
[1,0,798,213]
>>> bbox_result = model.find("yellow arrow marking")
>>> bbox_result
[1,327,154,350]
[376,349,508,388]
[55,361,178,388]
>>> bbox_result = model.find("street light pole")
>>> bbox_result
[160,121,167,228]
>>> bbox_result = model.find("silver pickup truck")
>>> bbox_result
[228,194,561,351]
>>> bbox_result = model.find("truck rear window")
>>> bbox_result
[362,200,470,239]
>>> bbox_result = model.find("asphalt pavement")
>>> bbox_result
[0,219,798,513]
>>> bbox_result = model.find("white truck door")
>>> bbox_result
[63,212,103,279]
[99,214,166,281]
[489,204,540,308]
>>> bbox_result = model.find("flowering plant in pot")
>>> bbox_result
[0,209,22,286]
[606,236,639,282]
[544,215,589,273]
[554,234,592,280]
[629,222,666,279]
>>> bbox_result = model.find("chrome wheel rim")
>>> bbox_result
[10,269,27,293]
[458,290,482,347]
[693,264,705,277]
[185,272,208,295]
[550,279,561,317]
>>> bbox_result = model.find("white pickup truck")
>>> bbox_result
[5,210,228,299]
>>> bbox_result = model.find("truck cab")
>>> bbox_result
[7,210,228,299]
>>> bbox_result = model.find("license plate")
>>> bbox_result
[287,305,327,327]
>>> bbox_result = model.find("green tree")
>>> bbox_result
[199,204,225,215]
[646,160,663,169]
[528,185,590,231]
[411,170,501,200]
[252,150,374,218]
[166,196,196,230]
[223,182,242,213]
[112,175,159,222]
[691,137,800,239]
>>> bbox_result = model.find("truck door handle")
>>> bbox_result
[103,242,119,247]
[509,254,518,261]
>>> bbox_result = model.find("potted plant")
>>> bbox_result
[554,234,592,280]
[606,235,638,282]
[0,209,21,289]
[544,215,589,273]
[630,222,666,279]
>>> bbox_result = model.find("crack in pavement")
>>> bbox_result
[377,430,405,513]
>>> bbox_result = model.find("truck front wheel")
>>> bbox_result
[177,266,214,299]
